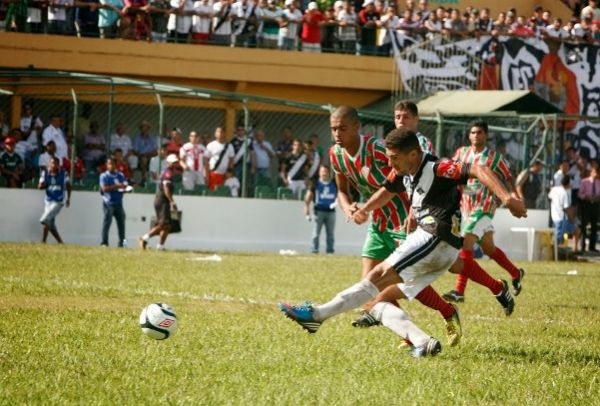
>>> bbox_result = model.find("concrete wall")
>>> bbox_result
[0,189,548,260]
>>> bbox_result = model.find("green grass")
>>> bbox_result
[1,243,599,405]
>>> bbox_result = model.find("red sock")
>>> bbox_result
[489,247,520,279]
[459,249,502,295]
[415,285,455,319]
[454,273,469,295]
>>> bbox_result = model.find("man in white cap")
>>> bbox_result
[279,0,303,50]
[301,1,324,52]
[139,154,180,251]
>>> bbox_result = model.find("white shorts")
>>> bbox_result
[182,170,205,190]
[461,212,494,239]
[384,227,459,300]
[40,201,64,230]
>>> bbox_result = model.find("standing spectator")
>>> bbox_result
[515,159,544,209]
[38,140,60,171]
[0,111,9,139]
[320,4,338,53]
[168,0,194,43]
[149,0,171,43]
[553,159,571,186]
[280,138,307,196]
[206,126,235,190]
[98,0,123,38]
[252,129,275,183]
[303,138,320,184]
[301,2,324,52]
[38,156,71,244]
[474,7,492,35]
[180,130,209,191]
[548,174,580,253]
[544,17,570,39]
[165,127,184,155]
[192,0,214,44]
[232,0,258,47]
[509,15,535,37]
[230,125,255,197]
[581,0,600,21]
[423,8,442,41]
[211,0,233,46]
[47,0,75,35]
[75,0,100,37]
[275,126,293,167]
[5,0,28,32]
[42,114,69,162]
[492,11,508,35]
[20,102,43,157]
[121,0,151,40]
[279,0,302,50]
[578,165,600,253]
[99,157,128,247]
[224,167,240,196]
[566,146,582,207]
[442,7,467,40]
[139,154,179,251]
[358,0,379,56]
[0,137,25,188]
[110,122,137,171]
[25,0,45,33]
[336,0,358,54]
[81,121,107,172]
[132,120,158,186]
[304,165,337,254]
[378,5,400,56]
[257,0,283,49]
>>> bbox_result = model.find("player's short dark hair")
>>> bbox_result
[393,100,419,116]
[50,156,60,165]
[469,119,489,134]
[385,128,420,152]
[561,174,571,187]
[331,105,359,124]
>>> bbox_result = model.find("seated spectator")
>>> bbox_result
[165,127,184,155]
[98,0,124,39]
[82,121,107,172]
[132,120,158,185]
[149,144,168,184]
[224,167,240,196]
[0,137,25,188]
[110,122,137,171]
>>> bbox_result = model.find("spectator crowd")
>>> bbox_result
[1,0,599,55]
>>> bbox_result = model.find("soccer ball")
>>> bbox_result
[139,303,178,340]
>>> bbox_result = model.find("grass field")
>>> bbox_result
[1,242,599,405]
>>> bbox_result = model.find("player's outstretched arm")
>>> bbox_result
[471,164,527,218]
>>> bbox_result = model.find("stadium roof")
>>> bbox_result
[417,90,563,115]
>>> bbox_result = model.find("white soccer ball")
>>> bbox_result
[139,303,178,340]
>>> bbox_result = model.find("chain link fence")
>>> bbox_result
[2,70,595,207]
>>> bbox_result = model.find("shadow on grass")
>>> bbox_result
[472,345,600,367]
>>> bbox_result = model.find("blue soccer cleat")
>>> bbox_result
[279,302,322,334]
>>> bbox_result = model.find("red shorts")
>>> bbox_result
[209,172,225,190]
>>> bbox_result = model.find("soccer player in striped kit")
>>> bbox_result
[443,120,525,305]
[327,105,462,347]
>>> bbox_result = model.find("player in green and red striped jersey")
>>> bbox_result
[443,120,525,304]
[329,105,461,347]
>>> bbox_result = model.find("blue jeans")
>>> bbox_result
[311,210,335,254]
[102,202,126,246]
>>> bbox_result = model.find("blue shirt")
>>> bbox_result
[314,179,337,211]
[132,134,158,156]
[40,169,69,203]
[100,170,126,205]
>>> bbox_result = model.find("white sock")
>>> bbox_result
[371,302,429,347]
[142,234,150,241]
[157,244,163,250]
[313,279,379,321]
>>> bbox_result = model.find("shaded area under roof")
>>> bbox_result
[417,90,564,115]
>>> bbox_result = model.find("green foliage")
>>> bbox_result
[1,243,599,404]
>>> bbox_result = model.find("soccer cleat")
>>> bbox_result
[496,279,515,316]
[410,337,442,358]
[138,237,147,250]
[444,303,462,347]
[512,268,525,296]
[442,290,465,303]
[351,311,380,328]
[279,302,322,334]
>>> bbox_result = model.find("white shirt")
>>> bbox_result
[168,0,195,33]
[545,24,570,39]
[225,176,240,197]
[548,185,571,222]
[180,142,207,172]
[253,139,274,169]
[213,1,233,35]
[110,133,133,156]
[231,0,255,35]
[42,125,68,160]
[149,156,168,182]
[206,140,234,174]
[193,1,214,33]
[280,7,302,39]
[48,0,74,22]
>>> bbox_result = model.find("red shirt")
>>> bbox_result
[302,11,324,43]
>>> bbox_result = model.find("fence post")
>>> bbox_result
[155,92,164,188]
[70,89,78,182]
[241,98,249,198]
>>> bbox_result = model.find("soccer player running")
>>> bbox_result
[443,120,525,304]
[280,128,526,358]
[327,105,461,347]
